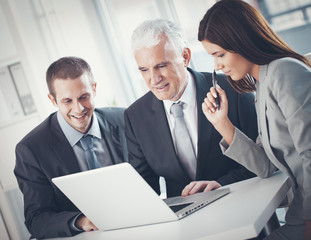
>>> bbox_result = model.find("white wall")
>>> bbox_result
[0,0,131,239]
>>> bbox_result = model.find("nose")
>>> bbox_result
[150,70,161,85]
[72,101,84,113]
[214,59,223,71]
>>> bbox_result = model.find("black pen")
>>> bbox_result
[212,70,220,110]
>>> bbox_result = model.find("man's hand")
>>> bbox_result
[76,215,98,232]
[181,180,221,196]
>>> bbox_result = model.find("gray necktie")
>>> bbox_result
[80,135,101,170]
[170,102,196,180]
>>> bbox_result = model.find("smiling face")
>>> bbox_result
[48,73,96,133]
[201,40,259,81]
[134,36,191,101]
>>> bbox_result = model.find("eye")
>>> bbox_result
[139,68,148,72]
[218,53,225,58]
[79,95,90,100]
[63,99,72,104]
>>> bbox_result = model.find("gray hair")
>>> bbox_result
[131,19,187,54]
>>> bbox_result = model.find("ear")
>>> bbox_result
[93,82,97,96]
[182,47,191,67]
[48,94,58,107]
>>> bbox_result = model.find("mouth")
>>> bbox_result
[70,112,88,120]
[155,83,169,91]
[223,70,231,76]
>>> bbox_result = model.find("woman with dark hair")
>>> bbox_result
[197,0,311,239]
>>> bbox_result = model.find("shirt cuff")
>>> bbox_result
[69,213,84,233]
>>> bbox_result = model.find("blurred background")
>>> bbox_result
[0,0,310,239]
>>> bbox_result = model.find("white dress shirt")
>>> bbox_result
[163,71,198,157]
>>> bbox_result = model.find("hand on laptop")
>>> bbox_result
[181,180,221,196]
[76,215,99,232]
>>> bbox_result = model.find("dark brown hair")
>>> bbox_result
[46,56,94,96]
[198,0,311,93]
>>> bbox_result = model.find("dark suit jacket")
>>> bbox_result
[124,68,258,197]
[14,108,128,239]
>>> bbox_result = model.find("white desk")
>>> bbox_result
[48,171,292,240]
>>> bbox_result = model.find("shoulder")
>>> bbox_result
[125,91,155,115]
[95,107,126,126]
[16,112,57,148]
[265,57,311,89]
[96,107,125,116]
[267,57,310,78]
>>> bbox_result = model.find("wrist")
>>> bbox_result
[214,118,235,145]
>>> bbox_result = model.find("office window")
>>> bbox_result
[95,0,311,102]
[96,0,218,100]
[258,0,311,31]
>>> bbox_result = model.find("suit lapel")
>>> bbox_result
[189,69,214,179]
[150,95,191,181]
[258,67,295,180]
[96,112,124,164]
[50,114,80,174]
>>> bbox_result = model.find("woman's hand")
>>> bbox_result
[202,84,228,126]
[202,85,235,145]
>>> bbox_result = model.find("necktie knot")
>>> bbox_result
[170,101,184,118]
[79,135,100,169]
[80,135,94,151]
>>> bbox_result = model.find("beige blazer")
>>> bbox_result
[221,57,311,225]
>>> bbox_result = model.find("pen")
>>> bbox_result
[212,70,220,110]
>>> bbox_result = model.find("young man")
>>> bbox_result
[125,19,258,198]
[14,57,127,239]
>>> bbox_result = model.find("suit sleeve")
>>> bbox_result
[124,110,161,194]
[215,90,258,185]
[220,128,278,178]
[14,142,80,239]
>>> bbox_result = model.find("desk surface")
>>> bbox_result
[48,171,292,240]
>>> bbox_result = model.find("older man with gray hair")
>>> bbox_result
[124,19,258,197]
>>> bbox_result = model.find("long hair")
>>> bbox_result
[198,0,311,93]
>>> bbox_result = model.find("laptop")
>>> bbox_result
[52,162,230,231]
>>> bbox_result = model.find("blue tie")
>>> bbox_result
[80,135,100,169]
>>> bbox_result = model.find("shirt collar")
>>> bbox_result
[163,70,196,112]
[57,111,102,147]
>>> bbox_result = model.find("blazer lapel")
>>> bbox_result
[50,114,80,174]
[150,95,191,181]
[96,113,124,164]
[189,69,214,179]
[258,67,295,181]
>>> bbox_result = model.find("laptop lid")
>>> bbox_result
[52,162,229,231]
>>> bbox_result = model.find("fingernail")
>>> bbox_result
[213,102,217,108]
[213,93,217,98]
